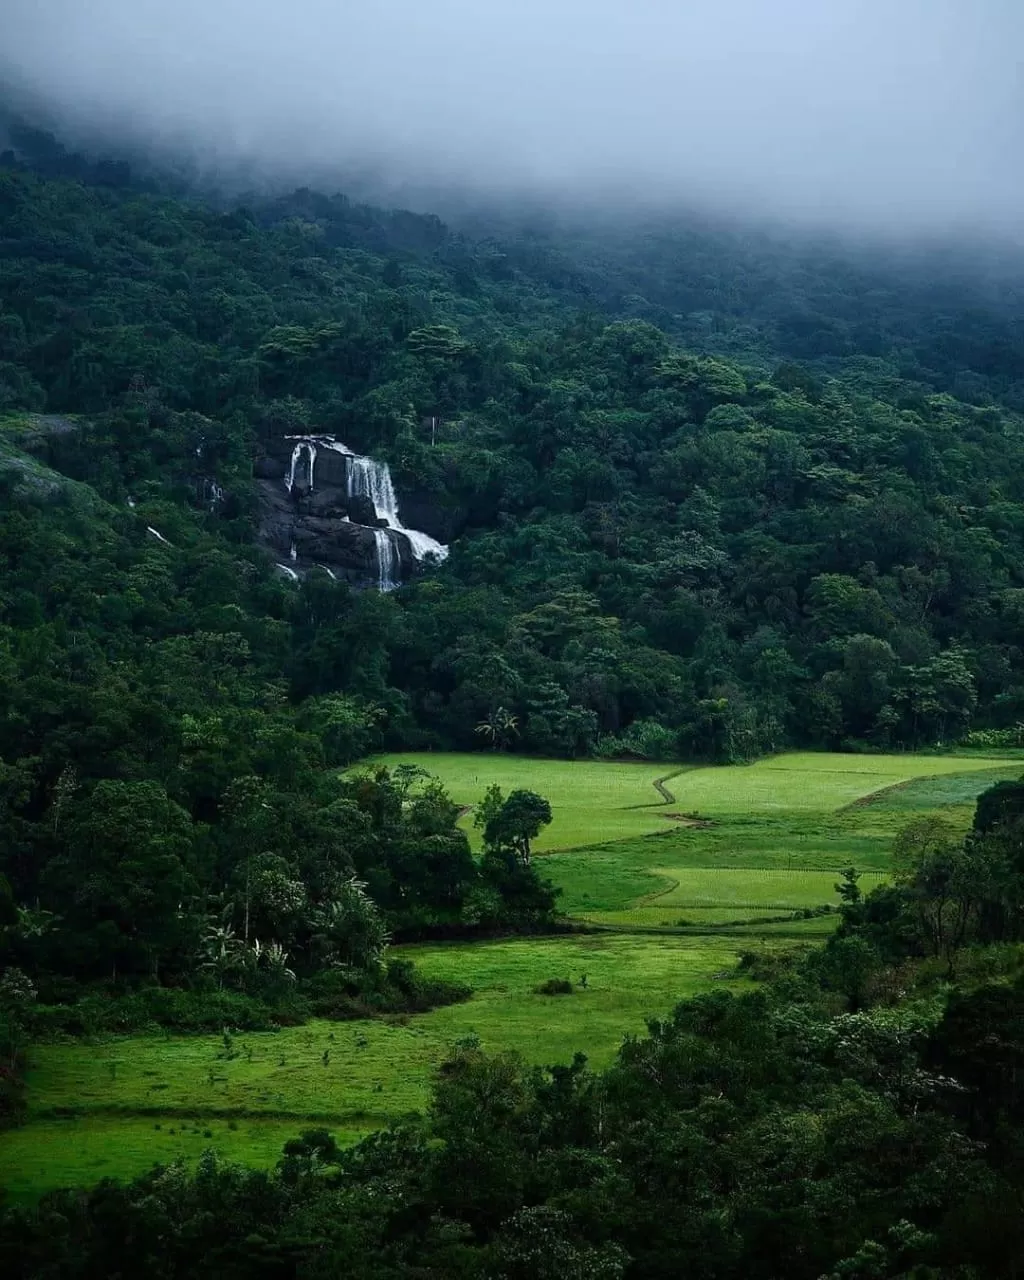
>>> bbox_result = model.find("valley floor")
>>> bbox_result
[2,750,1018,1200]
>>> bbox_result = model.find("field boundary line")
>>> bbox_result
[838,775,930,812]
[635,872,681,907]
[652,770,680,804]
[621,767,688,811]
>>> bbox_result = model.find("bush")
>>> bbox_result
[534,978,574,996]
[595,719,680,761]
[26,963,471,1039]
[736,949,802,983]
[31,986,294,1036]
[305,962,471,1020]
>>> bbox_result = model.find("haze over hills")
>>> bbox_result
[3,0,1024,234]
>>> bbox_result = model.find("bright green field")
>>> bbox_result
[364,753,684,850]
[368,750,1010,852]
[5,749,1018,1201]
[539,758,1018,926]
[0,1117,335,1203]
[665,752,1009,816]
[0,934,746,1201]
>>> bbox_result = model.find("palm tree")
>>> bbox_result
[198,922,246,989]
[475,706,519,752]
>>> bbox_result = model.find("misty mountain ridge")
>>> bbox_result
[4,100,1024,417]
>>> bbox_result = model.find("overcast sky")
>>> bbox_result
[2,0,1022,233]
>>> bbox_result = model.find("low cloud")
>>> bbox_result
[2,0,1022,233]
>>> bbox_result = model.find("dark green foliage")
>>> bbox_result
[2,132,1024,789]
[835,775,1024,970]
[534,977,574,995]
[483,789,553,866]
[972,779,1024,836]
[5,117,1024,1276]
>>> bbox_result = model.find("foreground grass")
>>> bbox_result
[1,934,747,1201]
[0,1117,335,1204]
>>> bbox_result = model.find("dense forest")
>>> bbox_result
[4,112,1024,1274]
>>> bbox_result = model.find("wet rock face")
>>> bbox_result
[393,490,465,544]
[254,436,448,588]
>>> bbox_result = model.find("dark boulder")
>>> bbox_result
[347,493,384,527]
[397,490,467,542]
[314,447,349,487]
[304,489,351,518]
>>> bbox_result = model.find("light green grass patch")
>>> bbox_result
[577,905,790,927]
[359,751,1012,853]
[645,867,886,910]
[856,766,1022,813]
[545,815,892,920]
[363,753,684,850]
[571,867,883,928]
[398,933,745,1065]
[0,1117,349,1205]
[4,934,746,1199]
[666,753,1009,817]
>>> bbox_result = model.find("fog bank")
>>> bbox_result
[2,0,1022,233]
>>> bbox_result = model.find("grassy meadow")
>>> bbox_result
[361,753,686,850]
[367,750,1012,852]
[3,749,1019,1201]
[1,934,747,1201]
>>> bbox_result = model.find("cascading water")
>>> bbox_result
[284,436,352,492]
[373,530,398,592]
[346,455,449,563]
[281,433,448,590]
[284,441,311,493]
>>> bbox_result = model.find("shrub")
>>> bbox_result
[534,978,574,996]
[30,986,291,1036]
[305,963,471,1020]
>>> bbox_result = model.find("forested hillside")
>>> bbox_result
[5,120,1024,770]
[3,119,1024,1021]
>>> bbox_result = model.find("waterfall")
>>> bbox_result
[276,563,299,581]
[284,440,312,493]
[374,530,398,592]
[346,455,449,563]
[280,433,448,590]
[284,436,353,492]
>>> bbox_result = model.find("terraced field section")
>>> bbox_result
[370,750,1013,852]
[364,753,687,850]
[532,753,1016,929]
[3,750,1018,1199]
